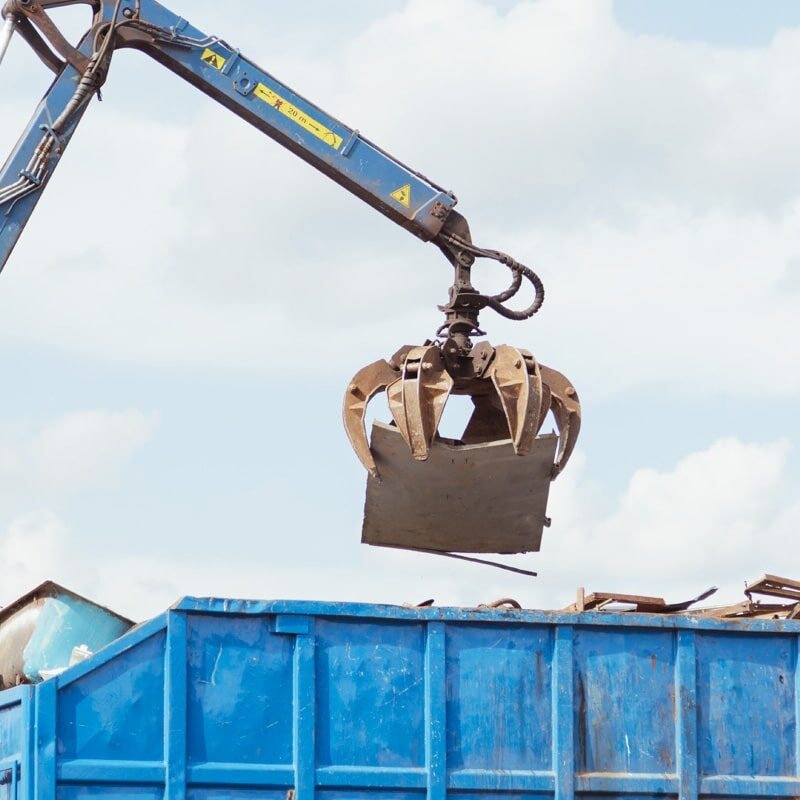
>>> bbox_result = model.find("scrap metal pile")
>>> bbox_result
[561,574,800,619]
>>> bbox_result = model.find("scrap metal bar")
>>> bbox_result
[410,549,538,577]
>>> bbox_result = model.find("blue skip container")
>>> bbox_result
[0,595,798,799]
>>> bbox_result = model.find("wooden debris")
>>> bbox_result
[745,574,800,603]
[564,590,666,613]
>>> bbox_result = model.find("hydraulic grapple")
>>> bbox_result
[344,213,581,555]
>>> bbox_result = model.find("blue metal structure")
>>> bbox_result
[0,0,457,270]
[1,596,799,800]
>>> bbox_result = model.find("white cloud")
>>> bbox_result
[0,409,158,500]
[536,436,798,605]
[0,511,87,602]
[29,409,158,494]
[0,407,156,606]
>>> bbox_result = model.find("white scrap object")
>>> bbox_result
[69,644,93,665]
[38,645,94,681]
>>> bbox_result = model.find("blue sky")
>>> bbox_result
[1,1,799,618]
[615,0,800,46]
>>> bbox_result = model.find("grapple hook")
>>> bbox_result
[343,213,581,556]
[344,342,581,479]
[539,364,581,476]
[387,345,454,462]
[342,358,400,478]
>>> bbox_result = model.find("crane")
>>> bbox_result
[0,0,581,555]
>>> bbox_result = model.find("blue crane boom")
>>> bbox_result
[0,0,582,556]
[0,0,457,270]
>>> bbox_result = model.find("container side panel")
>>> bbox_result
[186,614,294,766]
[0,699,22,760]
[450,795,552,800]
[577,795,677,800]
[703,797,793,800]
[445,624,553,772]
[696,633,796,777]
[57,788,163,799]
[189,792,288,800]
[315,620,425,768]
[56,632,166,762]
[573,628,676,774]
[316,793,423,800]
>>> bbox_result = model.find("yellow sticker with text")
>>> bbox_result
[254,83,343,150]
[390,183,411,208]
[201,48,226,70]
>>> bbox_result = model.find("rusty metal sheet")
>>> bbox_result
[361,421,557,554]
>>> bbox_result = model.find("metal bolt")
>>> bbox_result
[566,387,576,397]
[422,361,433,371]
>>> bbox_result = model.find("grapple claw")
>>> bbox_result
[343,358,401,477]
[388,345,454,461]
[341,212,582,555]
[348,344,580,556]
[539,364,581,476]
[488,345,543,456]
[537,381,552,434]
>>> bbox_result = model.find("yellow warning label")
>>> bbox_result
[253,83,343,150]
[390,183,411,208]
[201,48,226,70]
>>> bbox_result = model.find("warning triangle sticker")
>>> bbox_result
[390,183,411,208]
[201,48,224,70]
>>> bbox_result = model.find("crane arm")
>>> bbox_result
[0,0,462,274]
[0,0,583,515]
[0,0,550,343]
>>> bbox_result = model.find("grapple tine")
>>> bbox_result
[537,381,552,434]
[389,345,453,460]
[489,345,543,455]
[386,378,409,446]
[519,348,544,453]
[539,364,581,476]
[343,359,401,477]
